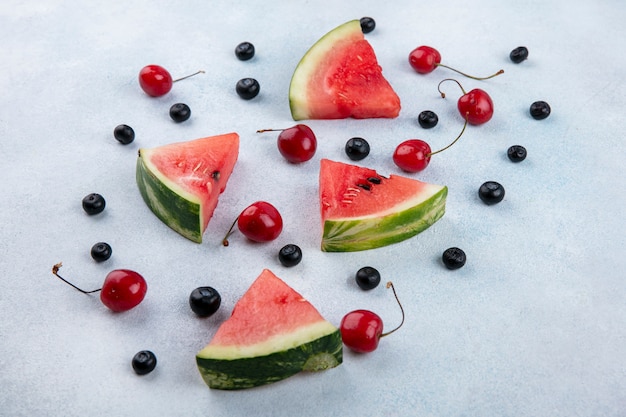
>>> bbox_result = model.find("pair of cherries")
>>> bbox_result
[394,78,490,173]
[395,46,503,173]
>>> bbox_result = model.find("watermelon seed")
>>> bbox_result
[367,177,381,184]
[356,183,371,191]
[211,170,220,180]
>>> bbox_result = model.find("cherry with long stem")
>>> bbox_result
[51,263,148,312]
[339,281,405,352]
[393,114,468,173]
[409,46,504,80]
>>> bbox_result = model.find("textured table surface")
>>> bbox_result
[1,1,625,416]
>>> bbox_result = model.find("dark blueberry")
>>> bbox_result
[82,193,106,215]
[418,110,438,129]
[278,244,303,267]
[235,42,255,61]
[345,137,370,161]
[355,266,381,290]
[509,46,529,63]
[360,17,376,34]
[442,247,466,270]
[169,103,191,122]
[113,124,135,145]
[236,78,260,100]
[189,286,221,317]
[90,242,112,262]
[507,145,527,162]
[478,181,505,205]
[132,350,157,375]
[530,101,551,120]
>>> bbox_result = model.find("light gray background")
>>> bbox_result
[1,1,625,416]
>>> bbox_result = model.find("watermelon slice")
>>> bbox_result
[289,20,401,120]
[319,159,447,252]
[136,133,239,243]
[196,269,342,390]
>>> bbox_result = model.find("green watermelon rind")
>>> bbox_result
[289,20,360,120]
[196,329,343,390]
[322,186,448,252]
[136,153,203,243]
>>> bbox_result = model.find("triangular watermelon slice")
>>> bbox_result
[196,269,342,390]
[289,20,401,120]
[136,133,239,243]
[320,159,447,251]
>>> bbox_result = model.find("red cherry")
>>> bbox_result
[222,201,283,245]
[51,263,147,312]
[138,65,204,97]
[408,46,441,74]
[340,282,404,353]
[408,45,504,80]
[393,140,432,172]
[393,116,469,173]
[139,65,173,97]
[340,310,384,353]
[100,269,148,312]
[438,78,494,125]
[257,124,317,163]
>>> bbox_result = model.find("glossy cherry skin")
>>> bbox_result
[138,65,173,97]
[100,269,147,312]
[458,88,494,125]
[277,125,317,163]
[408,46,441,74]
[237,201,283,242]
[340,309,384,353]
[393,139,432,172]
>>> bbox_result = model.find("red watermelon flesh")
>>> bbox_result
[209,269,330,347]
[289,20,401,120]
[136,133,239,243]
[319,159,448,251]
[196,269,342,389]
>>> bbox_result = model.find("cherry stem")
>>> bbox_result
[51,263,101,294]
[428,112,469,157]
[221,216,239,246]
[435,63,503,81]
[256,128,286,133]
[437,78,466,98]
[380,281,405,338]
[173,70,205,83]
